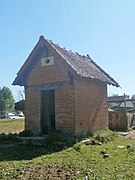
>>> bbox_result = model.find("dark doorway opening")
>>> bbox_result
[41,90,55,134]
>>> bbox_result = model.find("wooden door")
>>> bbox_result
[41,90,55,134]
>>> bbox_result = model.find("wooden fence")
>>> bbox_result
[108,110,129,131]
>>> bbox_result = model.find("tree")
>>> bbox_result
[0,86,15,118]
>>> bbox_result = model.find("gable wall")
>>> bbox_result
[25,47,76,134]
[26,48,68,86]
[74,78,108,135]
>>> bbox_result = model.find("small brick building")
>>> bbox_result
[13,36,119,135]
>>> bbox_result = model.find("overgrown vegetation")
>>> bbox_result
[0,133,18,144]
[0,120,135,179]
[0,132,134,179]
[43,130,77,150]
[92,128,117,143]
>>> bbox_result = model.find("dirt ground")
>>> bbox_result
[119,130,135,139]
[6,165,77,180]
[126,130,135,139]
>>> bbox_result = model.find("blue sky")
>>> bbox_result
[0,0,135,100]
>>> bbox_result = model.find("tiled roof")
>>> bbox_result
[13,36,119,87]
[47,39,119,87]
[108,95,129,102]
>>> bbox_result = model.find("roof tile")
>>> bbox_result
[47,39,119,87]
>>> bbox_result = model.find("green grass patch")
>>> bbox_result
[0,118,24,134]
[0,129,134,179]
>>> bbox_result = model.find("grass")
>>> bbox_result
[0,136,134,179]
[0,118,24,134]
[0,120,135,179]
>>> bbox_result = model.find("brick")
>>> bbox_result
[24,46,108,136]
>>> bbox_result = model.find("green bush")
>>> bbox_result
[0,133,7,142]
[0,133,18,143]
[92,129,117,143]
[6,133,18,141]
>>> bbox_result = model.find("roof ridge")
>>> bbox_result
[47,39,82,76]
[47,38,85,58]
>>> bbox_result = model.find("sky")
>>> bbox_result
[0,0,135,101]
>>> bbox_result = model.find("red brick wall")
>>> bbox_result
[25,89,41,134]
[74,78,108,135]
[27,53,68,86]
[25,46,76,134]
[55,82,75,135]
[24,43,108,135]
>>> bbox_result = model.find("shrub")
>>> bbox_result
[6,133,18,141]
[0,133,7,142]
[92,129,117,143]
[0,133,18,143]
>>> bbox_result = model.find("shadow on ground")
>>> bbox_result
[0,144,63,161]
[0,130,77,162]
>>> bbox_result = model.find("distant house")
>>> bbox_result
[108,95,134,110]
[108,94,129,102]
[108,95,135,131]
[13,36,119,135]
[14,100,25,113]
